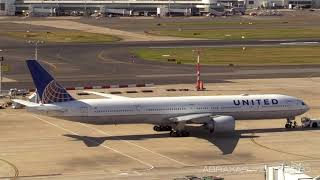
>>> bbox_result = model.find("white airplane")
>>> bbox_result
[13,60,309,137]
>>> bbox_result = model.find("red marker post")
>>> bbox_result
[194,49,204,91]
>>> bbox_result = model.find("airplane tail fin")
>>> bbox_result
[26,60,74,104]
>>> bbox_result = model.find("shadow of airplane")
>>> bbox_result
[63,126,320,155]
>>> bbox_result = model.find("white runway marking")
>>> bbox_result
[79,123,192,167]
[1,77,17,82]
[260,39,290,42]
[148,44,281,49]
[31,115,154,171]
[148,42,320,49]
[137,68,320,78]
[280,42,319,45]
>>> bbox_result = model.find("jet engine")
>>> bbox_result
[205,116,235,134]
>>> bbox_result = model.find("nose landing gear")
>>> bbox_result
[285,117,297,128]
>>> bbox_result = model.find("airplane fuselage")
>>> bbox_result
[28,94,309,124]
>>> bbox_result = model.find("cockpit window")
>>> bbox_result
[302,101,306,105]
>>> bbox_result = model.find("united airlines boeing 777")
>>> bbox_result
[13,60,309,137]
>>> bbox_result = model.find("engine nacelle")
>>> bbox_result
[206,116,235,134]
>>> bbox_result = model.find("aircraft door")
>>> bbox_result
[188,104,197,112]
[80,106,89,116]
[135,105,142,112]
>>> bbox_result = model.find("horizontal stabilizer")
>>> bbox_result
[11,99,40,107]
[83,91,129,99]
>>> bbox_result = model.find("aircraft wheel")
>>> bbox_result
[312,122,318,128]
[285,123,291,128]
[153,126,161,131]
[170,130,189,137]
[292,121,297,128]
[181,131,190,137]
[177,132,182,137]
[170,131,177,137]
[165,126,172,131]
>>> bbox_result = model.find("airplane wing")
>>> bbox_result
[169,113,213,123]
[11,99,40,107]
[83,91,130,99]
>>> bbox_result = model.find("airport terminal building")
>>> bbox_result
[0,0,217,16]
[0,0,319,16]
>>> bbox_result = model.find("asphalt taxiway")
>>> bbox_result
[1,19,320,90]
[2,37,320,90]
[1,77,320,179]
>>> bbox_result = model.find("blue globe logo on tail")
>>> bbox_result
[26,60,74,104]
[42,80,74,104]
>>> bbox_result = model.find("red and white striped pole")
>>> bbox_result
[195,50,204,91]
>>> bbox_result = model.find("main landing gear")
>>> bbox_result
[285,117,297,128]
[153,125,172,131]
[169,130,190,137]
[153,123,190,137]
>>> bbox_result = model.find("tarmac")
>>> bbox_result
[1,77,320,180]
[0,16,320,179]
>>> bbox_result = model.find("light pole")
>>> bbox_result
[0,52,3,95]
[84,0,87,16]
[168,0,171,16]
[27,40,44,60]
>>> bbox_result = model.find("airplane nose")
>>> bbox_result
[304,104,310,112]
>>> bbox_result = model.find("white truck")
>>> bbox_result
[9,88,29,97]
[301,117,320,128]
